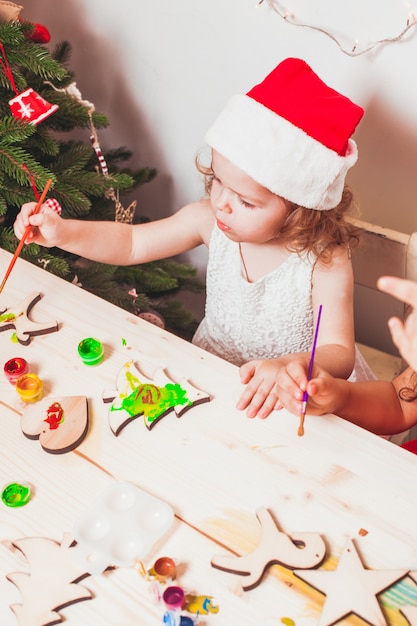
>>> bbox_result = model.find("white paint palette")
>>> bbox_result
[71,481,174,575]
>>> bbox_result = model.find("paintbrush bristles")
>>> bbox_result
[0,178,53,293]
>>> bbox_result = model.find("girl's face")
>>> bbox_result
[209,150,290,244]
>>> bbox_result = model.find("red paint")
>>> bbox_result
[44,402,64,430]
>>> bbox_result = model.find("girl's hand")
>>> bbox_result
[237,355,310,419]
[14,202,62,247]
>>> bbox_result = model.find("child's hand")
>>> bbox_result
[14,201,62,247]
[237,356,310,419]
[302,369,343,416]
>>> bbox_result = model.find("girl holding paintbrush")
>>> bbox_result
[13,58,375,416]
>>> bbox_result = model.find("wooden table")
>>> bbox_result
[0,247,416,626]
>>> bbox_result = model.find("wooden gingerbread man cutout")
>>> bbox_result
[0,292,59,345]
[211,506,326,590]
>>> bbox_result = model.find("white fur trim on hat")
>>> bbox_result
[205,94,358,210]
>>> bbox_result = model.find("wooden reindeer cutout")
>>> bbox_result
[0,292,58,345]
[211,506,326,591]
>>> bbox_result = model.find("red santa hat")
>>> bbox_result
[205,58,364,210]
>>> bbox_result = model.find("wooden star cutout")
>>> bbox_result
[294,539,408,626]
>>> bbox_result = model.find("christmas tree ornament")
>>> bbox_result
[9,87,58,124]
[102,359,211,433]
[19,18,50,43]
[6,534,92,625]
[45,80,137,222]
[0,42,58,124]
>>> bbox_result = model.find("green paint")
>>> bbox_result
[11,332,18,343]
[0,312,16,323]
[111,381,191,424]
[1,483,31,507]
[382,578,417,608]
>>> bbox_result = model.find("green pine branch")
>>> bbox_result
[0,22,202,342]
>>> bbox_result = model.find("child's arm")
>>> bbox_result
[13,200,214,265]
[237,247,356,418]
[302,365,417,435]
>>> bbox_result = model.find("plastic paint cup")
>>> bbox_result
[162,586,185,611]
[15,373,43,403]
[152,556,176,583]
[4,357,29,384]
[77,337,104,366]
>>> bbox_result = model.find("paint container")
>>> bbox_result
[77,337,104,366]
[150,556,176,583]
[162,586,185,611]
[15,373,43,403]
[4,357,29,384]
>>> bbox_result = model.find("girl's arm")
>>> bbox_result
[14,200,214,265]
[308,246,355,378]
[237,247,356,418]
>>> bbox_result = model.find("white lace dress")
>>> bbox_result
[192,226,375,381]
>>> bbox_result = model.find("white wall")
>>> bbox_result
[23,1,417,280]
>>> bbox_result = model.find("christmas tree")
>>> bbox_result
[0,5,204,340]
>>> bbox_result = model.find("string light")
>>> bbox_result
[258,0,417,56]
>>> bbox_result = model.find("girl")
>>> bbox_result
[13,57,374,412]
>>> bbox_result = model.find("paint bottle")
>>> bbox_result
[162,586,185,611]
[150,556,176,583]
[15,373,43,403]
[77,337,104,366]
[3,357,29,384]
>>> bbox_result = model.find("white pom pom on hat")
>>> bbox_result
[205,57,364,210]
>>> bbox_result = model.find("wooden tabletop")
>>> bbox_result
[0,247,416,626]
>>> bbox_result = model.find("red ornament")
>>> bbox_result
[19,18,51,44]
[9,87,58,125]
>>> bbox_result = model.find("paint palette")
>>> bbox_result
[71,481,174,575]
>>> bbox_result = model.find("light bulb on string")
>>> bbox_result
[257,0,417,57]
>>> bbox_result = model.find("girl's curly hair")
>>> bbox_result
[196,157,361,265]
